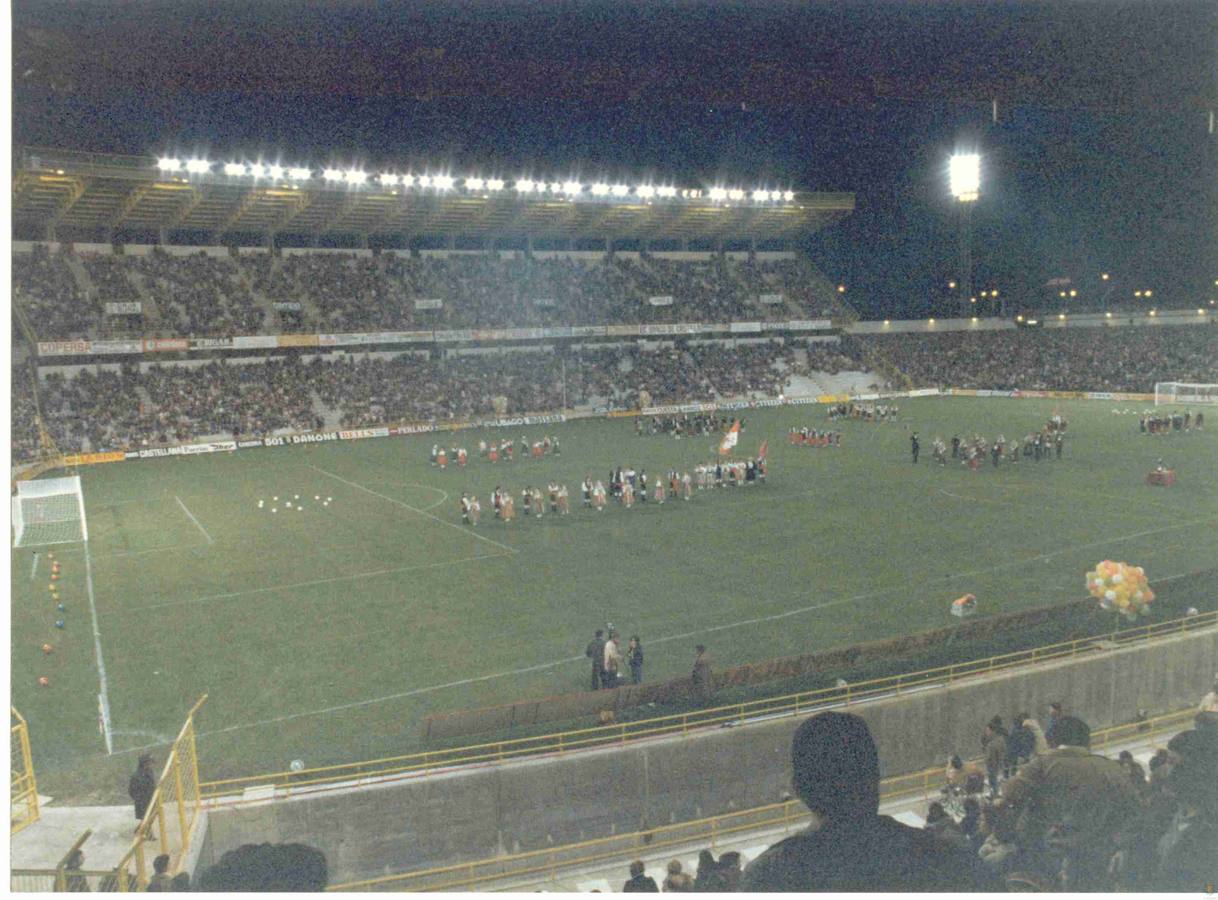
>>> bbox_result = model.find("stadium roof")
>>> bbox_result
[14,148,853,244]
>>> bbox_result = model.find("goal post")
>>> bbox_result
[1154,383,1218,407]
[12,475,89,548]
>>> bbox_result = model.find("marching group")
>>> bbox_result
[912,418,1066,469]
[636,413,741,439]
[827,401,899,422]
[1138,410,1204,434]
[431,435,562,469]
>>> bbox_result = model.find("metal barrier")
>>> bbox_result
[328,707,1199,891]
[11,708,39,835]
[201,610,1216,801]
[112,696,207,891]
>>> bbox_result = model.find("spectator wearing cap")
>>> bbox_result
[741,712,1000,891]
[996,716,1139,890]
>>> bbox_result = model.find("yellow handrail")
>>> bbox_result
[200,610,1216,800]
[327,707,1199,891]
[10,708,40,835]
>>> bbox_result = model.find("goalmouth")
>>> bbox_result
[12,475,89,548]
[1154,383,1218,407]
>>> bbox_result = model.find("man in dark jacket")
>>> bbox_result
[128,754,157,833]
[585,630,606,690]
[741,713,1000,891]
[622,860,658,892]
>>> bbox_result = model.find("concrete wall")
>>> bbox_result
[199,628,1216,885]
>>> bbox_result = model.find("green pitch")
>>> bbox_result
[11,397,1218,803]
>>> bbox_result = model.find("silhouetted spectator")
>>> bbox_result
[622,860,658,892]
[128,754,156,832]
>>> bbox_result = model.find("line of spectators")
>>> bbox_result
[861,326,1218,393]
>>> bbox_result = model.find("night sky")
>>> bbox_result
[12,0,1218,318]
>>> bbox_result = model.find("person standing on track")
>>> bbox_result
[911,432,920,464]
[586,629,606,690]
[128,754,157,834]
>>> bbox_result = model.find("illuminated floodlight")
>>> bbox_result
[547,182,563,193]
[607,184,626,197]
[434,174,455,190]
[400,174,416,187]
[157,157,181,172]
[1134,290,1143,298]
[515,179,535,192]
[1101,272,1110,281]
[486,178,504,191]
[417,175,433,187]
[564,181,583,195]
[636,185,656,199]
[323,168,344,181]
[288,167,312,181]
[344,169,368,185]
[782,190,794,201]
[591,183,609,196]
[266,164,284,180]
[657,185,677,198]
[185,159,211,174]
[1144,290,1153,298]
[709,187,727,201]
[752,189,770,201]
[465,176,485,190]
[949,153,981,201]
[1069,289,1077,297]
[380,173,399,186]
[727,188,744,201]
[224,162,244,176]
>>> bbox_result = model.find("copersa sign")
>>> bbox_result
[38,340,92,356]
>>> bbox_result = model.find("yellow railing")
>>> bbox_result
[201,610,1217,801]
[10,708,39,835]
[329,707,1199,891]
[112,696,207,891]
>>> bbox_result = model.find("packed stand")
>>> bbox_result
[10,366,43,462]
[864,327,1218,393]
[12,245,100,340]
[129,249,266,336]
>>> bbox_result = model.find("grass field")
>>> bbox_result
[11,396,1218,803]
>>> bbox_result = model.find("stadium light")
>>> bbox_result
[948,280,957,289]
[185,159,211,174]
[1101,272,1110,281]
[486,178,504,191]
[609,184,627,197]
[380,173,399,186]
[657,185,677,198]
[1069,289,1077,297]
[515,179,535,192]
[709,187,727,201]
[1144,290,1153,298]
[636,185,656,199]
[400,174,416,187]
[727,188,745,201]
[226,162,246,177]
[783,190,794,201]
[565,181,584,196]
[157,157,182,172]
[288,167,312,181]
[837,284,846,293]
[248,163,266,178]
[434,174,455,190]
[949,153,980,202]
[591,183,609,196]
[417,175,433,187]
[323,168,344,181]
[344,169,368,185]
[464,176,485,190]
[753,189,770,201]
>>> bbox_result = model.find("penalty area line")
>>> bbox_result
[306,462,518,555]
[175,495,214,544]
[83,541,115,756]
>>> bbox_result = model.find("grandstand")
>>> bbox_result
[10,148,1218,893]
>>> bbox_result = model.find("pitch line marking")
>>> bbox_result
[123,552,509,613]
[937,489,1014,506]
[175,495,214,544]
[186,518,1216,739]
[106,542,211,559]
[83,542,115,756]
[306,463,518,555]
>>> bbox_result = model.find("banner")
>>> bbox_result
[786,319,831,331]
[273,302,302,312]
[277,334,319,348]
[759,293,785,305]
[38,340,92,356]
[414,298,443,310]
[606,325,641,336]
[90,339,144,354]
[189,337,233,350]
[61,451,126,466]
[104,301,142,315]
[569,325,608,337]
[143,338,188,352]
[730,322,762,333]
[231,335,279,349]
[648,296,675,306]
[433,330,474,342]
[339,427,390,440]
[534,297,558,307]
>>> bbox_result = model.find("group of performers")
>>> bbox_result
[636,413,741,439]
[828,402,899,422]
[788,427,842,447]
[434,435,562,468]
[1139,411,1203,434]
[918,429,1063,469]
[429,445,470,468]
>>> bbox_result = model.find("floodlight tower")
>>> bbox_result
[950,153,981,318]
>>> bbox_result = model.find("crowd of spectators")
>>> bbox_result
[864,326,1218,393]
[11,342,843,459]
[13,247,842,340]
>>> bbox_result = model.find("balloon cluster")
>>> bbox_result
[1086,560,1154,621]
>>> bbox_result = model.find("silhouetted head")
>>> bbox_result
[791,712,880,821]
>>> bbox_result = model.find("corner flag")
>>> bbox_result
[718,419,740,455]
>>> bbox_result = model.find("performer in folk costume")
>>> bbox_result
[521,487,534,516]
[457,447,468,467]
[430,444,439,466]
[488,444,499,463]
[437,447,447,469]
[548,483,559,513]
[638,470,648,502]
[532,442,543,460]
[582,476,593,507]
[460,493,472,524]
[505,441,515,462]
[622,479,635,508]
[557,484,570,515]
[501,492,516,522]
[492,487,503,518]
[469,496,481,526]
[653,478,666,504]
[669,470,680,495]
[478,439,487,457]
[682,471,693,500]
[532,488,545,517]
[593,480,607,510]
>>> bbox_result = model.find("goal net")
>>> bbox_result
[1154,383,1218,407]
[12,476,88,548]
